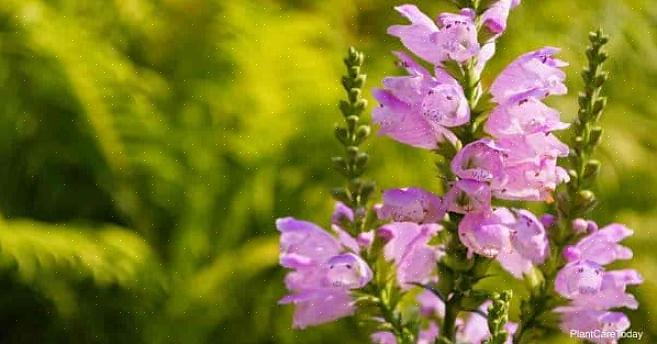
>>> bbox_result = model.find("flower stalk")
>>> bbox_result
[276,3,640,344]
[332,47,376,234]
[557,29,609,223]
[435,4,493,341]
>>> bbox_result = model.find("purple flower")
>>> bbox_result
[540,214,556,229]
[571,218,590,234]
[279,289,355,329]
[276,217,373,328]
[485,97,569,137]
[330,202,373,253]
[554,308,630,344]
[556,224,640,305]
[474,42,497,74]
[562,269,642,310]
[554,222,642,341]
[434,9,480,63]
[481,0,521,36]
[331,201,354,225]
[387,5,479,65]
[451,134,569,202]
[563,224,633,265]
[458,208,513,258]
[459,208,548,277]
[377,187,444,223]
[497,209,549,277]
[444,179,492,214]
[323,253,373,289]
[508,209,549,263]
[278,217,341,268]
[478,48,569,202]
[493,133,569,201]
[378,222,441,287]
[490,47,568,104]
[451,139,507,184]
[555,260,605,298]
[373,52,468,149]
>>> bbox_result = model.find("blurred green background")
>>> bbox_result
[0,0,654,343]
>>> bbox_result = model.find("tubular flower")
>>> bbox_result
[276,216,373,328]
[554,223,642,343]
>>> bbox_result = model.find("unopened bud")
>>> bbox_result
[589,127,603,147]
[540,214,556,229]
[572,218,589,233]
[335,126,348,144]
[582,160,601,181]
[331,187,351,205]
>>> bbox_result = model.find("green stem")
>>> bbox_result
[442,294,462,341]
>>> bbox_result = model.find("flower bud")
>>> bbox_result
[540,214,556,229]
[572,218,589,233]
[563,245,581,263]
[582,160,601,182]
[588,127,603,147]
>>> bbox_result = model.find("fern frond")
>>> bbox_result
[0,218,164,289]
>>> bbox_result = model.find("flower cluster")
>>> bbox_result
[375,0,568,279]
[276,209,373,329]
[456,48,571,202]
[276,1,642,343]
[554,222,643,343]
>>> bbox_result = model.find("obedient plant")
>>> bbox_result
[276,1,641,343]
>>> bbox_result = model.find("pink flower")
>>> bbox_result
[276,217,373,328]
[377,187,444,224]
[279,289,355,329]
[485,97,569,137]
[555,260,605,298]
[490,47,568,104]
[387,5,479,65]
[481,0,521,36]
[378,222,442,287]
[554,221,642,341]
[278,217,341,269]
[459,208,513,258]
[564,224,633,265]
[458,208,548,277]
[331,202,373,252]
[373,52,468,149]
[451,139,507,184]
[451,134,569,201]
[493,133,569,201]
[444,179,492,214]
[553,308,630,344]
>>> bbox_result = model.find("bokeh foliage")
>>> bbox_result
[0,0,654,343]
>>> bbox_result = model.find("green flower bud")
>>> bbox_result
[335,126,348,144]
[589,127,603,147]
[583,160,601,181]
[331,187,351,205]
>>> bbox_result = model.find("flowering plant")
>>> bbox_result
[276,1,641,343]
